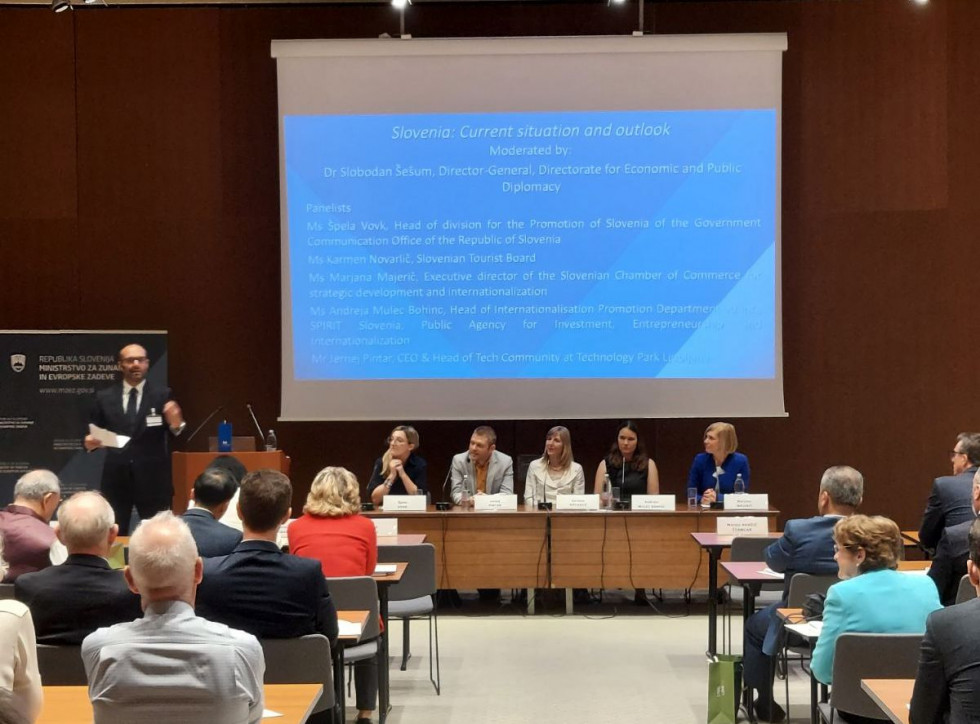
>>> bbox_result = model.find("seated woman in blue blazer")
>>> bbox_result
[688,421,749,504]
[811,515,941,723]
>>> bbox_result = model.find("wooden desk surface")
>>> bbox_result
[860,678,912,724]
[691,532,782,547]
[377,534,426,545]
[373,561,407,583]
[897,560,931,572]
[719,560,784,583]
[337,610,368,642]
[901,530,921,546]
[38,683,322,724]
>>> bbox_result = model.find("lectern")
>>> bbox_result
[171,450,291,514]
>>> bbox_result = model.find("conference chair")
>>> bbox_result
[325,576,382,717]
[779,573,838,713]
[955,574,977,604]
[36,644,87,685]
[0,583,14,599]
[378,543,440,694]
[260,634,335,716]
[816,633,923,724]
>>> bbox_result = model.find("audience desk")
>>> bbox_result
[860,679,912,724]
[37,684,323,724]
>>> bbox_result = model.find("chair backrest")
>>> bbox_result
[0,583,15,600]
[956,574,977,604]
[517,454,538,498]
[377,544,436,601]
[786,573,838,607]
[326,575,381,640]
[36,644,87,685]
[829,633,923,719]
[260,634,334,713]
[729,537,774,562]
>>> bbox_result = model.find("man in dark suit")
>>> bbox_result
[14,491,140,644]
[181,467,242,558]
[84,343,186,535]
[911,517,980,723]
[743,465,864,722]
[927,468,980,605]
[919,432,980,552]
[195,469,338,642]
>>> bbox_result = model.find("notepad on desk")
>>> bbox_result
[758,567,784,578]
[338,619,363,637]
[785,620,822,638]
[373,564,397,575]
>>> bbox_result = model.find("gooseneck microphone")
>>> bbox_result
[185,405,224,446]
[246,403,264,439]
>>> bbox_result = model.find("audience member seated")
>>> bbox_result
[289,466,379,724]
[743,465,864,722]
[182,467,242,557]
[449,425,514,504]
[15,491,140,644]
[919,431,980,552]
[811,515,941,724]
[206,454,248,533]
[195,469,338,643]
[0,538,42,723]
[689,421,749,505]
[81,512,264,724]
[927,467,980,605]
[524,426,586,507]
[593,420,660,501]
[368,425,427,506]
[0,470,60,581]
[911,517,980,723]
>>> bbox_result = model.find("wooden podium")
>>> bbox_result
[171,450,291,514]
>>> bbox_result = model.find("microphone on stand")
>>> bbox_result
[185,405,224,447]
[246,403,264,440]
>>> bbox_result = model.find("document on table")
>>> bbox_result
[373,564,397,575]
[785,620,823,638]
[338,619,363,637]
[261,709,282,718]
[88,424,130,448]
[758,567,784,578]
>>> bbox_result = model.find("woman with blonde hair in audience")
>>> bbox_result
[0,538,42,723]
[289,466,378,724]
[811,515,940,723]
[524,426,585,507]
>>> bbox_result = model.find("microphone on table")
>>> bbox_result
[435,465,453,511]
[185,405,224,446]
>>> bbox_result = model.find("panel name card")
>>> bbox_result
[723,494,769,511]
[716,516,769,535]
[555,494,601,511]
[631,495,676,511]
[372,518,399,536]
[382,495,427,512]
[474,494,518,512]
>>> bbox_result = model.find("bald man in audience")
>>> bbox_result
[919,432,980,551]
[82,512,264,723]
[0,470,60,581]
[15,492,140,644]
[911,517,980,723]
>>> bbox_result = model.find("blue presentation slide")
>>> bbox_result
[285,109,776,381]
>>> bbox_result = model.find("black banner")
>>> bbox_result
[0,331,168,504]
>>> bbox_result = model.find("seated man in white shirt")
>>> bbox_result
[82,512,265,724]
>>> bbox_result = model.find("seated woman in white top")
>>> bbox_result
[524,426,585,507]
[0,539,43,723]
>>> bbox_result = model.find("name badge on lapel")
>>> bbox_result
[145,408,163,427]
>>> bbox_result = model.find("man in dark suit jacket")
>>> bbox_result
[84,343,186,535]
[181,467,242,558]
[14,491,140,644]
[195,469,338,642]
[928,469,979,606]
[919,432,980,552]
[743,465,864,722]
[911,517,980,723]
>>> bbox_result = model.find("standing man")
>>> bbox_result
[449,426,514,504]
[84,343,186,535]
[919,432,980,552]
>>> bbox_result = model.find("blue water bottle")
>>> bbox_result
[217,420,233,452]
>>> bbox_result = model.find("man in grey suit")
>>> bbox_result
[182,467,242,558]
[911,516,980,723]
[449,426,514,505]
[919,432,980,552]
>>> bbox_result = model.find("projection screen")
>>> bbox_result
[272,34,788,421]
